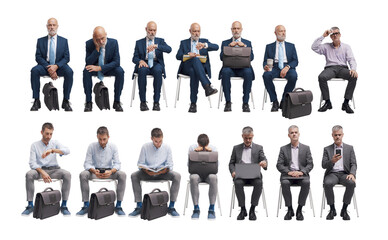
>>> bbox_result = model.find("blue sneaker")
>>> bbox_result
[76,206,89,216]
[191,209,200,219]
[115,207,126,216]
[61,207,71,216]
[128,207,142,217]
[21,206,34,216]
[208,210,216,220]
[168,207,180,217]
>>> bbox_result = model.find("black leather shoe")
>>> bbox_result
[224,101,232,112]
[152,102,160,111]
[140,102,149,111]
[318,101,332,112]
[326,209,337,220]
[84,102,92,112]
[341,103,354,114]
[242,103,250,112]
[113,101,123,112]
[249,209,257,221]
[271,101,279,112]
[204,84,218,97]
[279,101,284,110]
[340,209,350,220]
[284,209,294,220]
[237,208,247,220]
[30,99,41,111]
[188,103,197,113]
[296,210,304,221]
[62,99,72,111]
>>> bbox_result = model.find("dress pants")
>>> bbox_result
[324,172,356,205]
[190,174,217,205]
[137,62,163,102]
[131,170,181,203]
[234,178,262,207]
[30,64,73,100]
[83,67,125,102]
[25,168,71,202]
[180,57,211,103]
[280,177,310,207]
[262,65,297,102]
[221,67,254,103]
[79,170,127,202]
[318,65,357,101]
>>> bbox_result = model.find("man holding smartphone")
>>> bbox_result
[322,125,357,220]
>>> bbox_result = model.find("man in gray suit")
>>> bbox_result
[322,125,357,220]
[276,125,313,221]
[229,126,268,221]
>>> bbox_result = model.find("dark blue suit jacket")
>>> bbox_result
[85,38,120,74]
[35,35,70,68]
[176,38,219,78]
[262,41,298,69]
[219,38,255,80]
[132,37,172,78]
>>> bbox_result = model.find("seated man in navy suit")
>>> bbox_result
[132,21,172,111]
[83,26,125,112]
[176,23,218,113]
[219,21,254,112]
[30,18,73,111]
[263,25,298,112]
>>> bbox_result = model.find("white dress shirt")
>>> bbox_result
[332,144,344,172]
[46,34,57,63]
[290,144,299,171]
[275,40,288,63]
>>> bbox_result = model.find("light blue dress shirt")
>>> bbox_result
[84,142,121,171]
[29,140,70,170]
[137,142,173,171]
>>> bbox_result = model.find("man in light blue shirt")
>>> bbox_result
[129,128,181,217]
[76,126,127,216]
[22,122,71,216]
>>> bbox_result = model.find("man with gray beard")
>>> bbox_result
[262,25,299,112]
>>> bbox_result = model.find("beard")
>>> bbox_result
[277,34,286,41]
[48,29,57,36]
[233,33,241,39]
[191,35,200,41]
[147,33,155,40]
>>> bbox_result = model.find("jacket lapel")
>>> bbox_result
[43,36,49,59]
[271,42,276,59]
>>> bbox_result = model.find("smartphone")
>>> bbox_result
[335,149,342,156]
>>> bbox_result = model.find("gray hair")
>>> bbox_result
[288,125,299,133]
[242,126,253,135]
[331,26,340,32]
[332,125,343,132]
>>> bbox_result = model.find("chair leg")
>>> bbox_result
[319,94,323,109]
[162,79,168,107]
[167,181,171,196]
[262,89,267,110]
[262,187,268,217]
[250,88,255,109]
[229,184,235,217]
[320,188,325,218]
[130,76,137,107]
[174,77,181,108]
[309,188,316,217]
[216,187,222,216]
[183,181,190,216]
[208,96,212,108]
[352,97,356,109]
[217,84,223,109]
[353,191,359,217]
[277,184,282,217]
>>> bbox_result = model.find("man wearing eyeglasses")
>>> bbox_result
[312,27,358,114]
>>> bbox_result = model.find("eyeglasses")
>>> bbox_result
[331,32,341,36]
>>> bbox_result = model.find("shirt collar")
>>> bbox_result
[99,142,109,150]
[48,34,57,40]
[233,37,242,42]
[41,139,50,146]
[291,143,299,149]
[334,143,343,148]
[243,144,252,149]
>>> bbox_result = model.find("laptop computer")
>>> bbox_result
[235,163,261,179]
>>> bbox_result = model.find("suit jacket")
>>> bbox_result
[176,38,219,78]
[219,38,255,80]
[229,143,267,178]
[262,41,298,69]
[322,143,357,177]
[85,38,120,75]
[35,35,70,69]
[132,37,172,78]
[276,143,313,179]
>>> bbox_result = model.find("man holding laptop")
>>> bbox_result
[229,126,267,220]
[276,125,313,221]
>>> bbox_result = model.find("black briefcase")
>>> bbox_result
[282,88,313,119]
[188,151,218,179]
[141,188,169,221]
[88,188,116,220]
[42,82,59,111]
[33,187,61,220]
[93,81,110,110]
[222,46,251,68]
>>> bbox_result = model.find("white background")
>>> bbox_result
[0,0,387,239]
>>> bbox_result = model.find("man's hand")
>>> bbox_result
[41,149,53,159]
[323,29,332,37]
[139,60,149,68]
[288,171,304,177]
[92,169,104,179]
[49,71,58,80]
[229,41,238,47]
[100,169,114,178]
[204,146,212,152]
[93,38,101,52]
[41,170,52,183]
[85,65,102,72]
[259,161,267,168]
[188,52,197,58]
[232,172,236,178]
[331,154,342,164]
[349,70,358,78]
[147,44,157,53]
[194,146,204,152]
[280,66,289,78]
[237,41,246,47]
[196,42,205,50]
[346,174,356,182]
[264,65,270,72]
[47,65,58,75]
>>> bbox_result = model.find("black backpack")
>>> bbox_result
[42,82,59,111]
[93,81,110,110]
[33,187,61,220]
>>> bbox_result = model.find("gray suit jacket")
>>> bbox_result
[229,143,267,178]
[276,143,313,179]
[322,143,357,177]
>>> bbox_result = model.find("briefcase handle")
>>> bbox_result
[150,188,162,193]
[97,188,109,193]
[293,88,305,92]
[43,187,54,192]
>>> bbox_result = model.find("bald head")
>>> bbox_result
[275,25,286,42]
[93,26,107,47]
[146,21,157,39]
[46,18,58,37]
[189,23,201,41]
[231,21,243,39]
